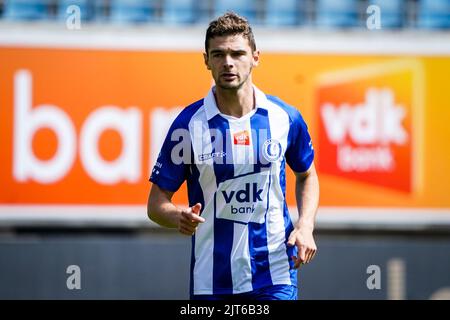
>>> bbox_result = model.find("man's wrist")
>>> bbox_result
[295,220,315,232]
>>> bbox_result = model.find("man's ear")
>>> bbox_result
[203,52,211,70]
[252,50,260,67]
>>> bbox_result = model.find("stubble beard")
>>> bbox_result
[216,68,252,91]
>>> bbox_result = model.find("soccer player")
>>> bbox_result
[147,12,319,300]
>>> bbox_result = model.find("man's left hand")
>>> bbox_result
[287,226,317,269]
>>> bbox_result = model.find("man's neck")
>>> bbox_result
[214,81,255,118]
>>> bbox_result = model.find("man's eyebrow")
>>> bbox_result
[209,49,247,54]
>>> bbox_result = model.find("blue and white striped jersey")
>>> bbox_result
[150,85,314,296]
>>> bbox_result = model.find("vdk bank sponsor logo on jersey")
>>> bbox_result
[233,130,250,145]
[316,60,424,193]
[222,182,264,214]
[216,172,270,224]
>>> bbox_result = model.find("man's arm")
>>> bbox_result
[287,162,320,268]
[147,183,204,235]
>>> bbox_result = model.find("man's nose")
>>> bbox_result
[223,55,234,68]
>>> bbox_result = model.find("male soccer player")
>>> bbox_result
[147,12,319,300]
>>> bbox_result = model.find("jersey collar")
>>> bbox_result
[204,84,268,121]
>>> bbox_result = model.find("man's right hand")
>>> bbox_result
[178,203,205,236]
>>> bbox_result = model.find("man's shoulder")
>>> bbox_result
[265,94,303,123]
[172,98,205,128]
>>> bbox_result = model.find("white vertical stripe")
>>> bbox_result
[265,101,292,285]
[230,223,253,294]
[189,108,216,295]
[227,116,255,176]
[225,115,255,293]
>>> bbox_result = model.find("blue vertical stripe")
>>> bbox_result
[251,108,271,174]
[208,115,235,182]
[208,115,234,294]
[248,108,272,290]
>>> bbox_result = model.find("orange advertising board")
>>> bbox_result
[316,60,423,194]
[0,47,449,209]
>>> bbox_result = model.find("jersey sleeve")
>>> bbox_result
[285,109,314,173]
[149,117,191,192]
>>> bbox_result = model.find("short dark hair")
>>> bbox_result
[205,12,257,54]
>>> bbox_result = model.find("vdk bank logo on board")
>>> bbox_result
[316,60,424,193]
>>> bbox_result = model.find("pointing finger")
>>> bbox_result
[182,209,205,223]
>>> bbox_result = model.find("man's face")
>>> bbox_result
[204,34,259,90]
